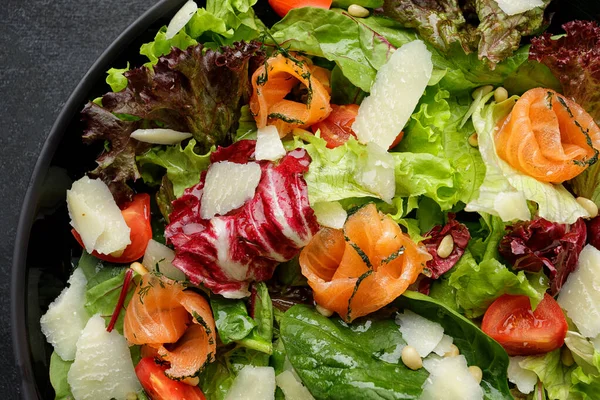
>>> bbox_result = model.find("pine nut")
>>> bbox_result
[468,133,478,147]
[444,344,460,357]
[316,304,334,317]
[468,365,483,383]
[561,347,575,367]
[494,87,508,103]
[130,262,149,276]
[576,197,599,218]
[348,4,370,18]
[182,376,200,386]
[472,85,493,100]
[437,234,454,259]
[401,346,423,370]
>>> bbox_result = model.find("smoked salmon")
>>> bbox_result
[124,274,216,380]
[495,88,600,183]
[249,53,332,136]
[299,204,431,322]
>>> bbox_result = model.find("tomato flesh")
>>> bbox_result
[311,104,404,149]
[481,293,567,356]
[72,193,152,263]
[311,104,359,148]
[135,357,206,400]
[268,0,332,17]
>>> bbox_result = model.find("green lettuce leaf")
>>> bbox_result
[466,93,588,224]
[332,0,383,8]
[234,105,258,142]
[49,352,74,400]
[137,139,212,198]
[519,350,577,400]
[398,85,485,204]
[106,63,130,92]
[447,250,546,318]
[270,8,416,92]
[140,27,198,66]
[78,251,134,334]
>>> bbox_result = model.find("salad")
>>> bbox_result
[38,0,600,399]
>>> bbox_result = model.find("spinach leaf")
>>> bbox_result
[210,282,274,354]
[199,346,270,400]
[78,251,134,334]
[397,291,512,400]
[280,304,427,399]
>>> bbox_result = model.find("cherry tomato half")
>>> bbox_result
[72,193,152,263]
[311,104,360,148]
[268,0,332,18]
[311,104,404,149]
[135,357,206,400]
[481,293,567,356]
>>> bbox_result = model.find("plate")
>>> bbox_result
[10,0,600,398]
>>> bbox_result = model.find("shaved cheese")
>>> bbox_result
[396,310,444,357]
[508,356,537,395]
[352,40,432,150]
[67,176,130,255]
[200,161,262,220]
[355,142,396,203]
[421,356,484,400]
[255,125,286,161]
[276,370,315,400]
[558,245,600,338]
[40,268,89,361]
[494,191,530,221]
[432,334,454,357]
[68,315,141,400]
[494,0,543,16]
[313,201,347,229]
[130,128,192,145]
[225,366,276,400]
[165,0,198,39]
[142,239,187,281]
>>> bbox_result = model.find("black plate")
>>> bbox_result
[11,0,600,398]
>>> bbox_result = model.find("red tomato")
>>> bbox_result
[72,193,152,263]
[311,104,405,149]
[135,357,206,400]
[482,293,567,356]
[268,0,332,17]
[312,104,359,148]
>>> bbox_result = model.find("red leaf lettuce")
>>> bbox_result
[499,217,587,295]
[82,41,263,202]
[422,214,471,279]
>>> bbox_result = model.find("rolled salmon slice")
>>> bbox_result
[250,53,332,135]
[494,88,600,183]
[300,204,430,322]
[124,274,217,380]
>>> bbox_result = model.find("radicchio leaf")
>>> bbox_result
[81,41,263,203]
[587,216,600,251]
[499,217,587,295]
[422,214,471,279]
[165,141,319,298]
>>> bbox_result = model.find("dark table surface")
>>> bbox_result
[0,1,160,397]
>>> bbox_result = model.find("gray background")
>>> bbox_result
[0,1,160,397]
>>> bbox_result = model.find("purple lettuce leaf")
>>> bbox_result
[81,41,263,203]
[499,217,587,295]
[422,214,471,279]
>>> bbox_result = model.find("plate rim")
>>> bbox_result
[10,0,187,397]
